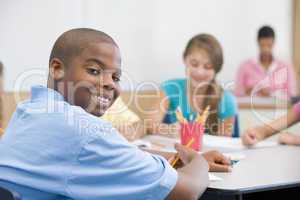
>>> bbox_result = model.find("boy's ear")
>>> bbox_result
[49,58,65,81]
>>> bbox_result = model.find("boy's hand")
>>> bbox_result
[170,145,231,172]
[171,143,199,165]
[202,151,232,172]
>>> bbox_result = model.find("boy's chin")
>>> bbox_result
[90,109,106,117]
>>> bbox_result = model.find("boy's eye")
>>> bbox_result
[112,76,121,82]
[87,68,101,75]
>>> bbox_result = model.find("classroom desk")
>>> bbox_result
[136,135,300,200]
[237,97,289,110]
[202,146,300,200]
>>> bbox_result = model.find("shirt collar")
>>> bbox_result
[30,85,65,102]
[254,56,277,72]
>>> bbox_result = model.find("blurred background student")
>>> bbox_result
[234,25,297,98]
[148,34,238,137]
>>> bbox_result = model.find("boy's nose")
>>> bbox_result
[101,73,115,91]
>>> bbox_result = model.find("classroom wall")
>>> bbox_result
[0,0,293,91]
[0,0,83,91]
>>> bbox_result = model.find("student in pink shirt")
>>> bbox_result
[242,102,300,146]
[235,26,297,98]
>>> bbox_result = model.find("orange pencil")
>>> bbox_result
[195,105,210,125]
[175,107,188,124]
[171,138,195,167]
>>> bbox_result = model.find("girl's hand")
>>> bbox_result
[242,126,266,146]
[278,132,297,145]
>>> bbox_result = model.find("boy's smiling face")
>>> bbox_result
[52,41,122,117]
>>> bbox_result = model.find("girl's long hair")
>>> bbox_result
[183,34,224,135]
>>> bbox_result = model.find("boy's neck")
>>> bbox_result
[259,54,273,69]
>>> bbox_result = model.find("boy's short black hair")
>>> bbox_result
[49,28,118,67]
[257,25,275,40]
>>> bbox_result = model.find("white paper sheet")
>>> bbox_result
[133,134,279,154]
[203,135,278,151]
[209,173,223,182]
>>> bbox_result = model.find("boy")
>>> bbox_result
[234,25,297,98]
[0,28,230,200]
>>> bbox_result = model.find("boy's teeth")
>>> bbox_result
[97,96,109,103]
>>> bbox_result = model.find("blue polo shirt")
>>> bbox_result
[0,86,177,200]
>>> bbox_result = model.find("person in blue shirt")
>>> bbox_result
[148,34,238,137]
[0,28,231,200]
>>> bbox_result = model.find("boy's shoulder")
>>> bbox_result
[15,98,115,143]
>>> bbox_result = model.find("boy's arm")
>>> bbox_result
[145,146,231,199]
[67,133,209,200]
[143,148,175,160]
[166,156,208,200]
[166,144,209,200]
